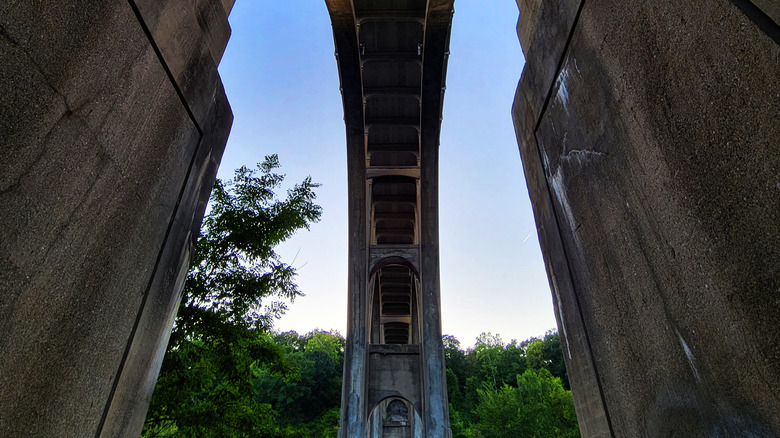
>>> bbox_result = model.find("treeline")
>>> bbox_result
[143,328,579,437]
[143,329,344,437]
[444,331,580,437]
[253,330,344,436]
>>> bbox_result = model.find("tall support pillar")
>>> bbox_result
[340,132,370,436]
[513,0,780,436]
[419,135,449,437]
[327,0,455,436]
[419,2,454,436]
[0,1,233,436]
[326,0,370,435]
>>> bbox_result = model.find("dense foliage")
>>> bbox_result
[446,331,580,438]
[143,328,344,438]
[142,156,327,437]
[254,330,345,437]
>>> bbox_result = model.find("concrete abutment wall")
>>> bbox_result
[0,1,234,436]
[513,0,779,436]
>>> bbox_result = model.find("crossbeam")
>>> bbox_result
[367,167,420,179]
[372,195,417,204]
[375,228,416,236]
[367,143,419,153]
[361,51,421,65]
[355,9,425,24]
[364,87,421,99]
[366,117,420,130]
[374,212,416,221]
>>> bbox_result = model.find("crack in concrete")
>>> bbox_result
[0,23,74,112]
[0,22,21,47]
[0,21,118,263]
[0,23,73,196]
[0,122,57,196]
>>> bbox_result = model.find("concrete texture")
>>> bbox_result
[514,0,779,436]
[0,1,232,436]
[751,0,780,25]
[368,345,422,410]
[4,0,775,436]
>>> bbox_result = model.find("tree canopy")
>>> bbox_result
[446,331,580,438]
[142,156,324,437]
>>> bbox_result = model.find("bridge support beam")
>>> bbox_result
[0,1,233,436]
[341,131,371,436]
[513,0,779,436]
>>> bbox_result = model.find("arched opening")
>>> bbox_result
[367,397,423,438]
[369,263,420,345]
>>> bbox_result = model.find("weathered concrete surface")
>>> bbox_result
[0,1,232,436]
[514,0,779,436]
[367,345,422,410]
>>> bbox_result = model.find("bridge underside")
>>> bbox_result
[325,0,454,436]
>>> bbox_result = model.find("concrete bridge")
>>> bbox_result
[325,0,454,436]
[0,0,778,437]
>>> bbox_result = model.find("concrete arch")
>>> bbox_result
[367,396,423,438]
[369,256,419,278]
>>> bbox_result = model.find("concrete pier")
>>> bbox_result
[513,1,779,436]
[0,1,234,436]
[325,0,454,436]
[1,1,777,436]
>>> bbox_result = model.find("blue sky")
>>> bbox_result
[217,1,556,346]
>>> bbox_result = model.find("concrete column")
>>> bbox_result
[326,1,370,435]
[513,0,779,436]
[512,0,613,436]
[418,134,450,438]
[338,132,370,437]
[0,1,232,436]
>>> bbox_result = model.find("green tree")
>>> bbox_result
[474,369,579,438]
[444,330,577,437]
[305,330,346,362]
[473,332,505,390]
[524,331,570,389]
[446,368,461,402]
[177,155,321,337]
[254,330,344,437]
[474,382,523,437]
[540,331,569,389]
[142,156,322,437]
[526,338,546,370]
[443,335,473,390]
[274,330,309,353]
[497,340,528,387]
